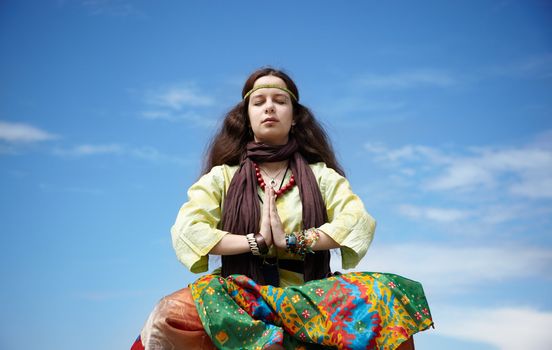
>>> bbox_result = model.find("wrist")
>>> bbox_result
[276,235,287,248]
[254,233,269,255]
[259,229,272,247]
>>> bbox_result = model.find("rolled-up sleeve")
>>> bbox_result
[315,163,376,269]
[170,166,228,273]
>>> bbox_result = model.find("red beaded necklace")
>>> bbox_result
[253,162,296,198]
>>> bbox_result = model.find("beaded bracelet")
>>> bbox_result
[285,231,306,256]
[285,228,320,256]
[303,228,321,252]
[286,233,297,248]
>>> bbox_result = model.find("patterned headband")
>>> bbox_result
[243,84,298,102]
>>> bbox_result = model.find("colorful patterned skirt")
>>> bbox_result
[190,272,433,350]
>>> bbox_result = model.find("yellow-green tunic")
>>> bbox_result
[170,162,376,286]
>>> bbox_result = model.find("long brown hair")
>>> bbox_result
[203,67,344,175]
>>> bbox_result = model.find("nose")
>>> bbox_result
[265,100,275,113]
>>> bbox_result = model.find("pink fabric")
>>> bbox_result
[137,288,216,350]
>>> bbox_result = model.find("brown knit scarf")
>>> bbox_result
[220,138,330,285]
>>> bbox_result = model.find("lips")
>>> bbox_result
[262,117,279,123]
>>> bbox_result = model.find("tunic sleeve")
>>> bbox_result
[314,163,376,269]
[170,165,229,273]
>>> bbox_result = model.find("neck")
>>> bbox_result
[258,159,288,172]
[253,135,289,147]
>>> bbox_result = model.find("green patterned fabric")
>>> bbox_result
[191,272,433,350]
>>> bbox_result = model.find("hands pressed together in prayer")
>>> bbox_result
[259,186,341,253]
[259,187,287,249]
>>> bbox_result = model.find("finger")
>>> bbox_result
[261,187,271,228]
[267,190,285,247]
[269,189,278,216]
[270,188,276,206]
[269,192,283,227]
[271,211,283,229]
[263,187,271,212]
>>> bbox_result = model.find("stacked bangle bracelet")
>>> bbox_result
[246,233,260,255]
[246,233,269,256]
[254,233,269,255]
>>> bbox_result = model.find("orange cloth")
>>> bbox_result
[140,288,216,350]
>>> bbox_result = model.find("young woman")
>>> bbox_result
[131,68,433,350]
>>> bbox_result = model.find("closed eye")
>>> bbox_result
[252,99,264,106]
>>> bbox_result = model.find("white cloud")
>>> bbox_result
[357,69,456,89]
[398,204,470,223]
[478,203,546,225]
[395,202,547,228]
[53,143,192,166]
[147,85,214,110]
[141,110,217,127]
[141,111,172,120]
[427,148,552,197]
[141,84,217,128]
[532,129,552,149]
[0,121,57,143]
[364,135,552,199]
[510,177,552,198]
[426,159,495,190]
[364,143,450,164]
[129,146,192,166]
[436,306,552,350]
[53,143,124,156]
[341,243,552,296]
[321,97,407,116]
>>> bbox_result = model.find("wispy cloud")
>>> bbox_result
[39,183,104,195]
[53,143,192,166]
[129,146,193,165]
[427,148,552,198]
[80,0,143,17]
[141,84,218,128]
[53,143,124,156]
[0,144,18,155]
[146,85,214,110]
[489,52,552,80]
[397,202,546,226]
[342,243,552,295]
[364,132,552,199]
[141,110,217,127]
[436,306,552,350]
[356,69,456,89]
[0,121,57,143]
[321,97,407,116]
[397,204,470,223]
[364,143,449,164]
[315,96,412,128]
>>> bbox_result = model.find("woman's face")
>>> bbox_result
[247,75,294,145]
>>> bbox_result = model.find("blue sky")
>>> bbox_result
[1,1,551,349]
